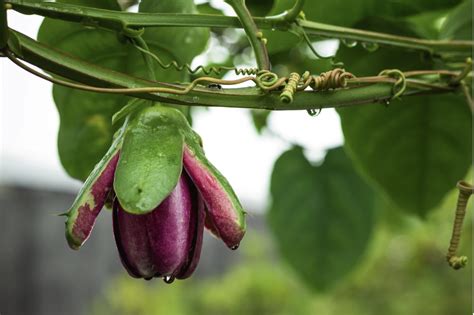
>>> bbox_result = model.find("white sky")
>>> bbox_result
[0,11,343,212]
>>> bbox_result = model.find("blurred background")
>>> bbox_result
[1,2,472,315]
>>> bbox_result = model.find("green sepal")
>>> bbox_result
[65,118,128,249]
[113,105,190,214]
[183,129,247,241]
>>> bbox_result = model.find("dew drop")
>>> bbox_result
[163,276,175,284]
[307,108,322,116]
[361,42,379,52]
[231,244,240,250]
[192,96,200,103]
[341,39,358,48]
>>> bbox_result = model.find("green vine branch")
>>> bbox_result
[4,30,463,112]
[5,0,473,57]
[225,0,270,70]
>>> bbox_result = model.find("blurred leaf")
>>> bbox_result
[336,17,471,216]
[139,0,209,63]
[405,9,449,39]
[268,146,375,291]
[370,0,462,18]
[37,0,128,180]
[440,0,473,40]
[338,94,471,216]
[250,109,271,134]
[53,90,127,181]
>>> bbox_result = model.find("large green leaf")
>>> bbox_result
[440,0,472,40]
[268,147,375,291]
[139,0,209,63]
[336,18,471,216]
[338,94,471,216]
[37,0,208,180]
[37,0,129,180]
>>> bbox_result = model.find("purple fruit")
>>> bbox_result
[113,173,205,280]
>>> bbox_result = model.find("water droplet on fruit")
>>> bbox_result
[163,276,175,284]
[231,244,240,250]
[341,39,357,48]
[307,108,322,116]
[361,42,379,52]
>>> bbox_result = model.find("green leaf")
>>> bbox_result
[268,147,375,291]
[139,0,209,63]
[114,106,186,214]
[336,17,471,216]
[440,0,473,40]
[405,9,450,39]
[37,0,130,180]
[338,94,471,216]
[37,0,130,181]
[53,89,127,180]
[370,0,462,18]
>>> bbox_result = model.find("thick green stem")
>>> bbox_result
[7,0,472,56]
[226,0,270,70]
[0,0,8,49]
[7,30,456,111]
[299,20,471,55]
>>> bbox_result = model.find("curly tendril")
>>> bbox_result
[132,41,260,77]
[310,68,354,91]
[446,180,473,270]
[378,69,406,99]
[280,72,301,103]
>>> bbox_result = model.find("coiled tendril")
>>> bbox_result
[133,41,259,77]
[310,68,355,91]
[446,180,473,270]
